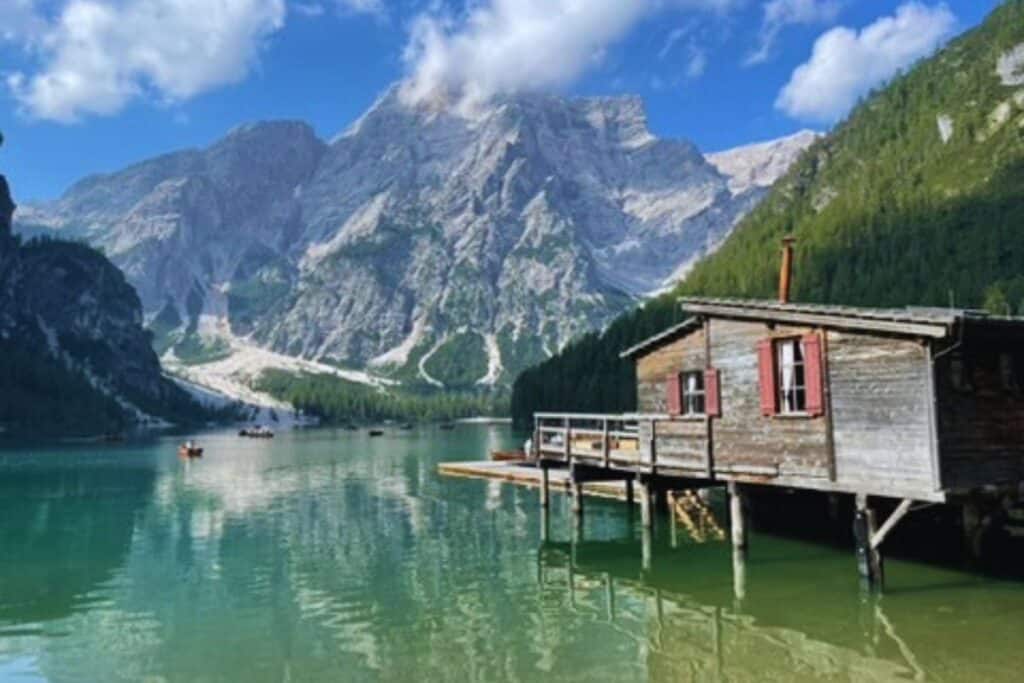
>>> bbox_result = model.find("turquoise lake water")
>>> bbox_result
[0,425,1022,682]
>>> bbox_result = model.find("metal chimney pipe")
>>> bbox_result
[779,237,795,304]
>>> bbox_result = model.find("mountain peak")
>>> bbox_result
[705,129,821,196]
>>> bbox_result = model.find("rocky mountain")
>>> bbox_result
[18,90,813,390]
[0,172,208,435]
[705,130,820,196]
[512,0,1024,424]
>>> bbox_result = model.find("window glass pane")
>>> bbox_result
[681,371,705,416]
[776,339,807,414]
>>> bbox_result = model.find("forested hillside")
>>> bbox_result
[512,0,1024,426]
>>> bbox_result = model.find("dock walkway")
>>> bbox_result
[438,461,632,501]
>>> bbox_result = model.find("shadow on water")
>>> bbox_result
[537,498,1024,682]
[0,461,157,629]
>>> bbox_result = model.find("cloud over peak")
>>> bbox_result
[399,0,741,109]
[776,2,956,122]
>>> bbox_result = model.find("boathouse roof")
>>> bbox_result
[619,296,1024,359]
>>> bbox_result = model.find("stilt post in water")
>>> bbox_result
[854,493,884,586]
[539,464,550,509]
[728,481,747,550]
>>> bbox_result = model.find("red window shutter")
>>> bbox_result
[704,368,721,417]
[757,339,777,416]
[803,333,825,417]
[665,373,682,416]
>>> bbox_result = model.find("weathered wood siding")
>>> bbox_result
[935,339,1024,490]
[828,331,936,493]
[710,320,830,479]
[636,330,706,414]
[636,330,709,470]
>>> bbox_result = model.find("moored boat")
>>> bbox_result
[239,425,275,438]
[491,450,526,462]
[178,442,203,458]
[368,429,384,437]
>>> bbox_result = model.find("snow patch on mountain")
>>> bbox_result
[477,333,503,386]
[997,43,1024,86]
[706,130,820,196]
[369,316,429,368]
[937,114,954,143]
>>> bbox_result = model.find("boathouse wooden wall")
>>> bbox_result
[635,320,940,497]
[934,337,1024,491]
[827,331,935,493]
[711,320,829,479]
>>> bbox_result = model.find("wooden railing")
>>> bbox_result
[533,412,662,468]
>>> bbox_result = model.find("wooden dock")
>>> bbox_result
[438,461,633,501]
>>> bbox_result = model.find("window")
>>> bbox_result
[682,371,705,416]
[666,369,720,417]
[758,334,824,417]
[777,339,807,414]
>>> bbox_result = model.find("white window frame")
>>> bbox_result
[776,339,807,415]
[681,371,706,417]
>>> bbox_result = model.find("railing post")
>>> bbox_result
[564,417,571,463]
[533,416,540,461]
[602,418,610,468]
[649,419,657,469]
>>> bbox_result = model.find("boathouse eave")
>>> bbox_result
[617,297,962,361]
[620,317,703,359]
[677,297,957,340]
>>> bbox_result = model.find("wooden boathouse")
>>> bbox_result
[528,257,1024,584]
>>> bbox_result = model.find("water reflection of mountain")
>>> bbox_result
[0,463,156,628]
[537,532,1023,682]
[3,429,1022,683]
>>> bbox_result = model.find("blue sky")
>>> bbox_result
[0,0,1001,201]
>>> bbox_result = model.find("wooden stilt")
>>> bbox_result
[604,573,615,622]
[540,505,550,543]
[732,544,747,603]
[571,480,584,517]
[640,481,654,529]
[641,525,653,572]
[728,481,747,550]
[626,478,635,505]
[540,464,550,509]
[854,493,884,586]
[572,513,584,544]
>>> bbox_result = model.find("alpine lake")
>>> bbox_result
[0,425,1021,682]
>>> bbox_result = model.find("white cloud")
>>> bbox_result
[336,0,383,15]
[747,0,842,65]
[776,2,956,122]
[7,0,286,123]
[400,0,742,108]
[292,2,326,16]
[0,0,47,43]
[686,47,707,79]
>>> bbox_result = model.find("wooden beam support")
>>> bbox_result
[871,498,914,549]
